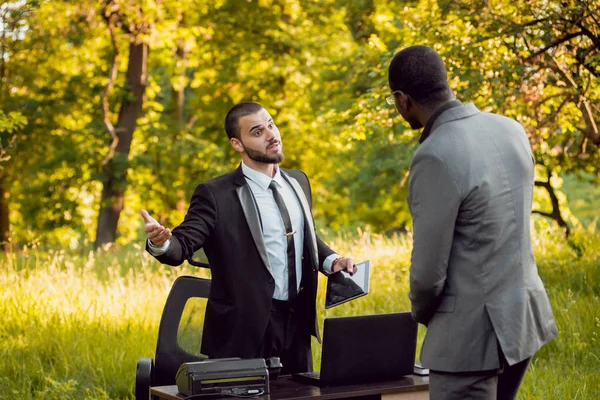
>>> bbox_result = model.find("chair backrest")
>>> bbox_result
[187,256,209,269]
[153,275,211,386]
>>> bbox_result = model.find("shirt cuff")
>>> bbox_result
[147,238,171,256]
[323,253,341,274]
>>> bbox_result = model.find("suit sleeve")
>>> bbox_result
[150,183,217,266]
[408,152,461,325]
[316,235,335,268]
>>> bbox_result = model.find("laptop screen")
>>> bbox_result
[319,312,417,383]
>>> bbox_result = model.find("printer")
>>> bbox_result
[176,357,281,397]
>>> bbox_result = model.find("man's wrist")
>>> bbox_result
[323,253,341,274]
[331,257,343,270]
[147,238,171,255]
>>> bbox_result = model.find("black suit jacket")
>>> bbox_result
[147,166,335,359]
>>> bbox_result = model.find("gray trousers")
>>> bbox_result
[429,356,532,400]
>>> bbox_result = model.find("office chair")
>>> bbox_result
[135,259,210,400]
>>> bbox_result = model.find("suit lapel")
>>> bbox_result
[281,171,319,269]
[234,168,273,278]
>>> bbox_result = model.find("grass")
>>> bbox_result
[0,226,599,399]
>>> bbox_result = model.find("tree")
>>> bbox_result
[94,0,151,249]
[0,1,33,251]
[4,0,597,249]
[0,111,26,251]
[434,0,600,236]
[6,1,116,249]
[302,1,430,232]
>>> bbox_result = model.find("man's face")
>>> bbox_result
[234,108,284,164]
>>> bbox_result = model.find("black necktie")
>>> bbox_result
[269,180,297,301]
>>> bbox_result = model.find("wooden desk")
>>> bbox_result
[151,374,429,400]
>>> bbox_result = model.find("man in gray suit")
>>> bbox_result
[387,45,557,399]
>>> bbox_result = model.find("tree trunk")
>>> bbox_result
[171,30,188,123]
[0,178,10,252]
[171,84,184,122]
[95,40,148,249]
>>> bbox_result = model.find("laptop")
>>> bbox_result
[293,312,417,386]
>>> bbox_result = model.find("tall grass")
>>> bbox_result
[0,227,599,399]
[0,244,207,399]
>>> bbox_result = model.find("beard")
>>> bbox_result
[242,140,284,164]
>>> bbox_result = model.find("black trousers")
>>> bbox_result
[260,298,313,375]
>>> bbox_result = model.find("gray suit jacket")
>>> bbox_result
[408,103,557,372]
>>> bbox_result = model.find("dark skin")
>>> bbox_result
[391,90,456,129]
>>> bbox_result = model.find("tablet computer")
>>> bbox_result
[325,260,370,309]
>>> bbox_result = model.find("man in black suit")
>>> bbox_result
[142,102,355,374]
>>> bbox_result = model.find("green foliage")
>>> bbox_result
[1,227,599,399]
[0,111,27,171]
[1,0,598,245]
[0,111,27,134]
[435,0,600,179]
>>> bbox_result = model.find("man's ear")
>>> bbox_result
[401,92,413,111]
[230,137,244,154]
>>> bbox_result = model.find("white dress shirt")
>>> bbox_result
[242,163,304,300]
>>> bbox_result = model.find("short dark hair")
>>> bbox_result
[224,102,265,139]
[388,45,452,105]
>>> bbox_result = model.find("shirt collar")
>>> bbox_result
[241,161,284,191]
[419,99,462,144]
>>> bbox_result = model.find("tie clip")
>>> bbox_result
[284,231,296,237]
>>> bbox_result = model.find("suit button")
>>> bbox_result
[269,278,274,283]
